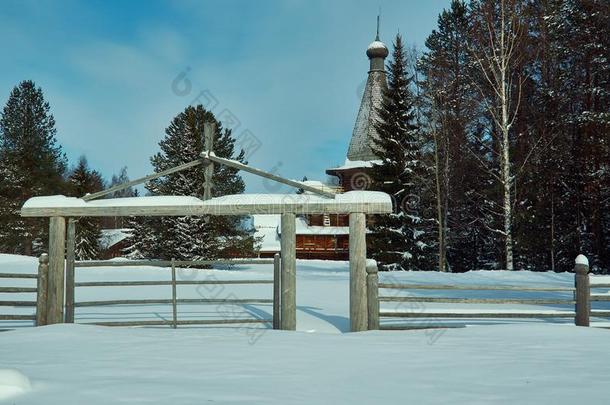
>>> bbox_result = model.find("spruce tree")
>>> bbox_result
[369,34,434,271]
[126,105,254,260]
[68,156,104,260]
[0,80,67,255]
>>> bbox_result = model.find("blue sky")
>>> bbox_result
[0,0,450,192]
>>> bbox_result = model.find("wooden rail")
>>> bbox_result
[87,319,270,327]
[66,257,281,329]
[74,259,275,267]
[367,256,595,331]
[0,273,38,279]
[378,283,575,292]
[0,255,48,328]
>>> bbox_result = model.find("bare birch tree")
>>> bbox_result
[468,0,527,270]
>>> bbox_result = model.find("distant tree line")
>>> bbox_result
[0,81,254,261]
[369,0,609,273]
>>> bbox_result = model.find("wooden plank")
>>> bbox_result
[75,259,274,267]
[0,287,37,293]
[36,254,49,326]
[280,213,296,331]
[574,258,590,326]
[380,311,576,318]
[83,159,206,201]
[590,311,610,317]
[379,297,576,305]
[87,319,271,327]
[380,324,466,331]
[22,196,392,217]
[349,212,367,332]
[47,217,66,324]
[0,273,37,279]
[75,280,273,287]
[366,260,379,330]
[75,298,273,307]
[0,301,37,307]
[202,152,336,198]
[171,259,178,329]
[0,314,36,321]
[65,218,76,323]
[378,283,575,292]
[273,253,281,330]
[203,122,215,200]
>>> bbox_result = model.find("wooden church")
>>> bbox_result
[254,30,388,260]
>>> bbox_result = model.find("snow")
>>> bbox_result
[575,254,589,266]
[99,228,131,250]
[3,254,610,403]
[22,191,392,211]
[328,158,383,171]
[251,215,281,251]
[0,369,31,401]
[367,40,388,51]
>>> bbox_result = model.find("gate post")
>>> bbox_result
[36,253,49,326]
[349,212,367,332]
[47,217,66,324]
[280,213,296,330]
[574,254,590,327]
[65,218,76,323]
[273,253,281,330]
[366,260,379,330]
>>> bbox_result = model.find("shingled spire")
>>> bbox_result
[346,18,388,162]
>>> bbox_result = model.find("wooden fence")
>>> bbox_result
[0,254,48,326]
[366,256,603,330]
[63,255,282,329]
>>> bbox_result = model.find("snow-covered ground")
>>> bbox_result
[1,253,610,403]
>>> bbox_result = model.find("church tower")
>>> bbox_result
[327,20,388,190]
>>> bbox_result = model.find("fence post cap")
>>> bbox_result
[575,254,589,267]
[39,253,49,263]
[366,259,378,274]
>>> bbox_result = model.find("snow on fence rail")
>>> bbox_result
[64,256,282,329]
[365,256,598,330]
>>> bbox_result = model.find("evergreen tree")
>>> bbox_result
[0,80,67,255]
[68,156,104,260]
[126,105,254,260]
[369,34,435,271]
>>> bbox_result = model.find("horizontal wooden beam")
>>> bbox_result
[75,280,272,287]
[0,287,37,293]
[380,311,576,318]
[75,298,273,307]
[0,273,38,279]
[202,152,336,198]
[75,259,274,267]
[0,301,37,307]
[83,159,207,201]
[379,297,575,305]
[0,314,36,320]
[86,319,271,327]
[380,324,466,330]
[22,192,392,217]
[378,283,575,292]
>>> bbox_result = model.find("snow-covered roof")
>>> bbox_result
[99,228,132,250]
[327,158,382,171]
[251,215,281,252]
[21,191,393,217]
